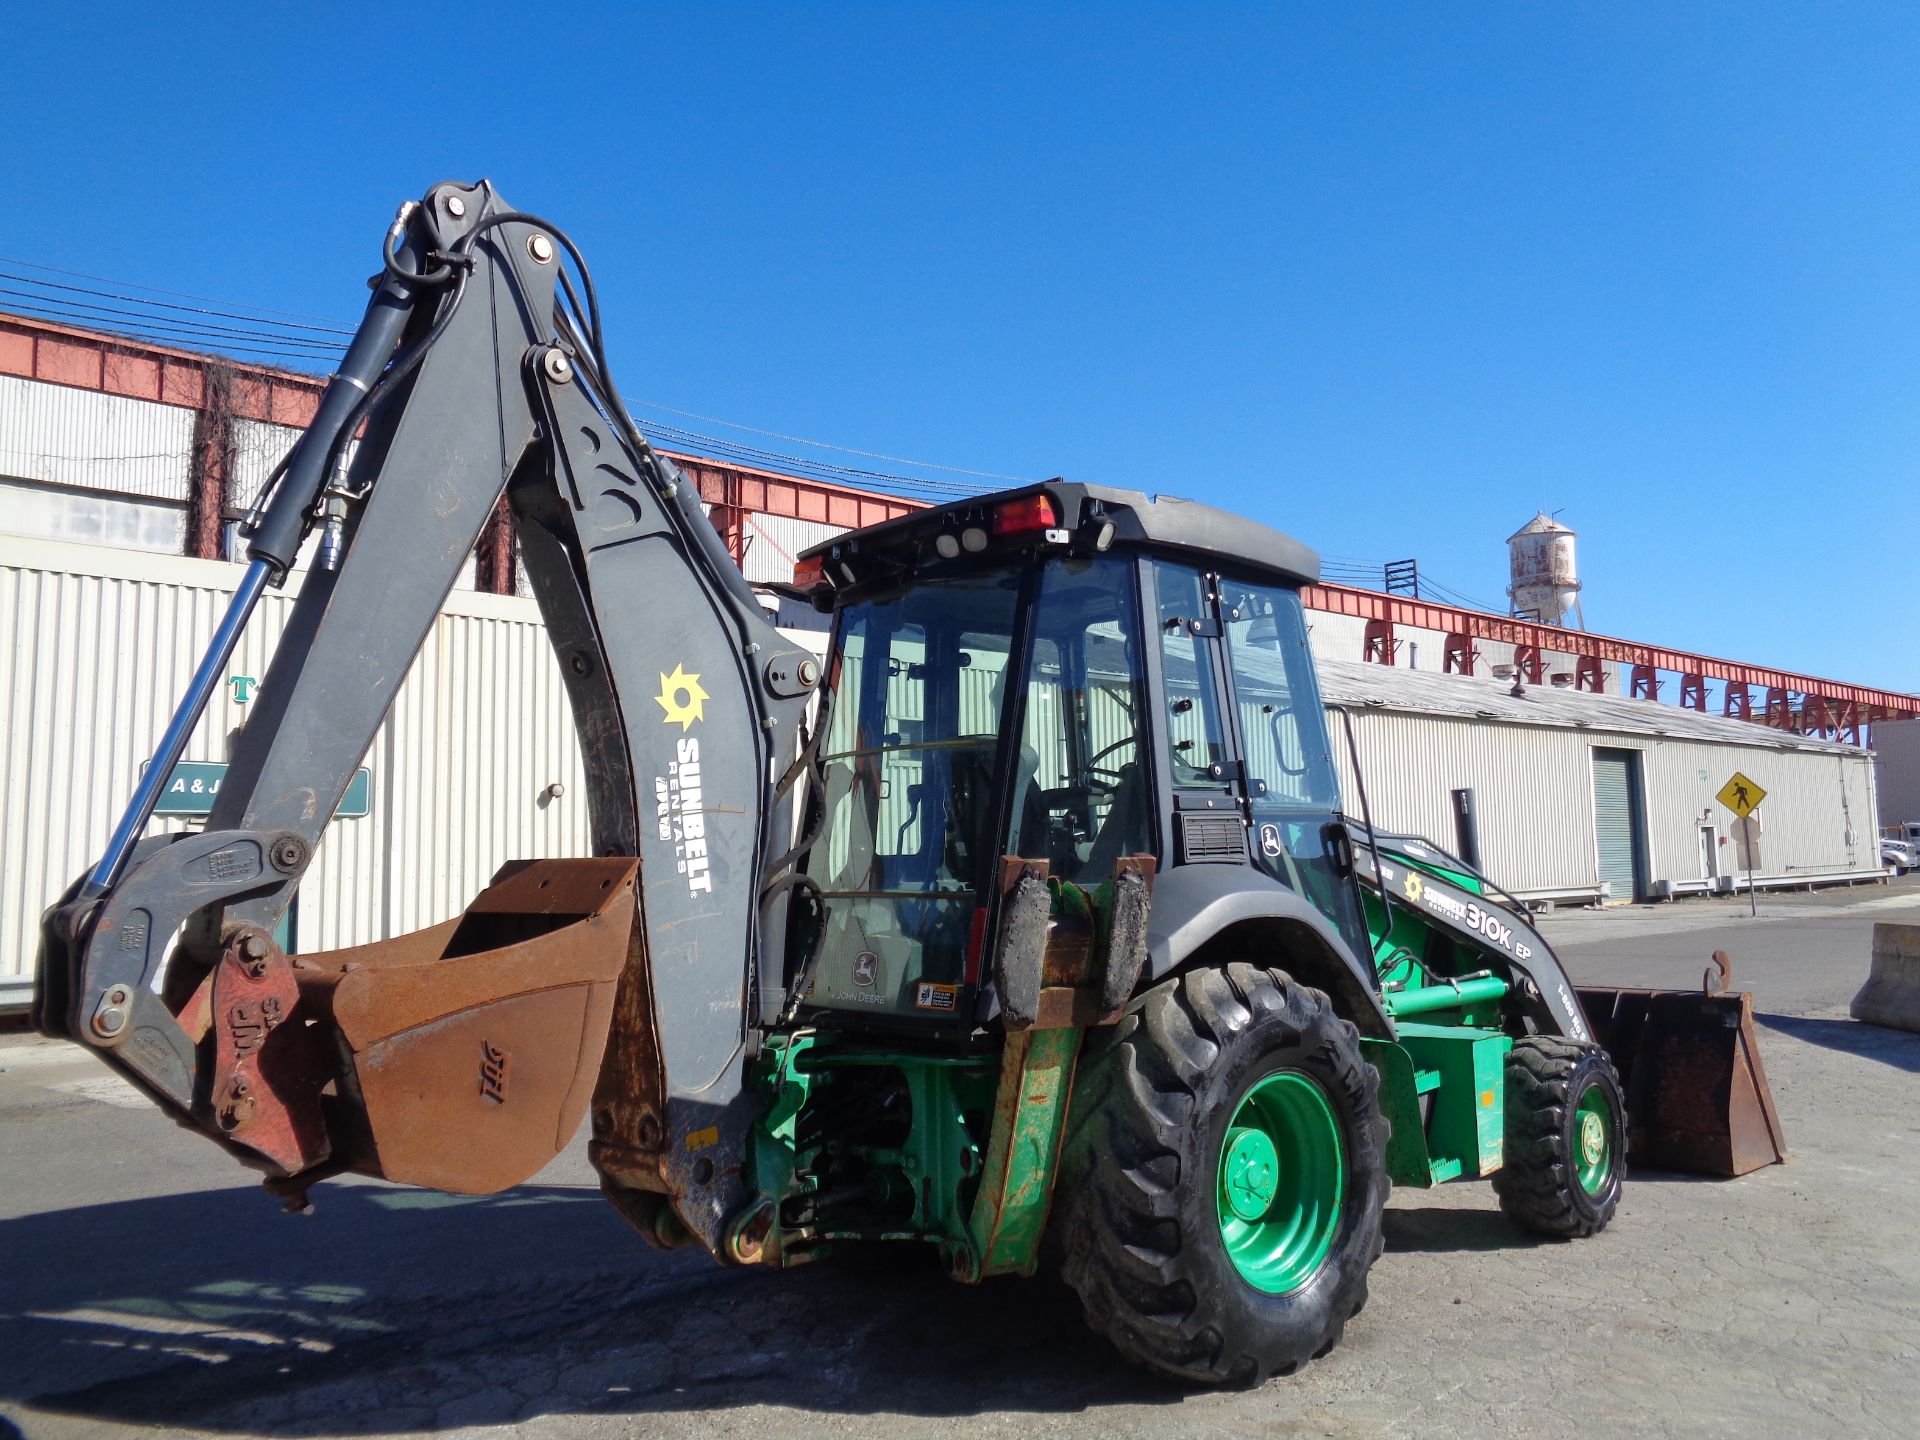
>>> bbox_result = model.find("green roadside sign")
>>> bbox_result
[144,761,372,819]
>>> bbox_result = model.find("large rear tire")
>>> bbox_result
[1493,1036,1626,1239]
[1053,962,1388,1386]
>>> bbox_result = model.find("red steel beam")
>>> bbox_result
[0,310,924,535]
[1301,581,1918,719]
[0,312,321,426]
[7,312,1911,723]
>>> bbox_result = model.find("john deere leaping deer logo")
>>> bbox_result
[479,1041,510,1104]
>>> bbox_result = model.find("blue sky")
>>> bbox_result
[6,4,1917,690]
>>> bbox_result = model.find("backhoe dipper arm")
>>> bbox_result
[36,181,817,1242]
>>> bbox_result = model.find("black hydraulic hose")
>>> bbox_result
[312,251,475,505]
[380,207,456,288]
[244,212,435,571]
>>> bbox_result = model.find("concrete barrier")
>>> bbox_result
[1850,923,1920,1034]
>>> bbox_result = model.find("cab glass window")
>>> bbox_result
[1004,555,1152,883]
[1151,560,1230,789]
[1220,582,1340,808]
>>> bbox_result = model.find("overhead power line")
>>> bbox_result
[0,256,353,326]
[0,301,343,367]
[0,262,1030,502]
[0,287,346,353]
[626,399,1038,484]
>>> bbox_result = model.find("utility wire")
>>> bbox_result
[625,398,1039,484]
[0,256,353,326]
[0,259,1016,498]
[0,301,341,368]
[636,417,994,499]
[0,269,355,337]
[0,288,346,352]
[0,264,1561,561]
[0,261,1028,501]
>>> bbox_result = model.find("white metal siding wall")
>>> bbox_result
[1329,708,1600,893]
[0,375,194,501]
[230,417,303,514]
[1327,704,1878,897]
[0,536,592,1003]
[742,513,844,584]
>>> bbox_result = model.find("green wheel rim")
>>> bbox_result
[1573,1081,1616,1195]
[1216,1071,1346,1294]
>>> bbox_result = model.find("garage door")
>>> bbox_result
[1592,748,1642,901]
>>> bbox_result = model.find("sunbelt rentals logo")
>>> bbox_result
[655,663,714,896]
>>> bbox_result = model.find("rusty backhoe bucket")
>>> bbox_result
[199,857,638,1198]
[1576,952,1788,1177]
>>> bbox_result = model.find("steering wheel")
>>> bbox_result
[1079,736,1135,792]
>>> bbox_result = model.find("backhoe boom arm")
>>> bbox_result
[35,181,816,1243]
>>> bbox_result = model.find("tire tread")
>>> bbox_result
[1055,964,1388,1385]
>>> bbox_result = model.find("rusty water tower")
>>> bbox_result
[1507,512,1584,628]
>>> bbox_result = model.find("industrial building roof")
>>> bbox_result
[1316,657,1865,756]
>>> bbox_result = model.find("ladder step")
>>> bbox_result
[1428,1157,1464,1184]
[1413,1067,1443,1095]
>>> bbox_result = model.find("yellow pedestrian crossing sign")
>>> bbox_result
[1717,771,1766,818]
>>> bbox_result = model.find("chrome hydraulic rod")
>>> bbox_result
[81,207,436,900]
[82,558,275,897]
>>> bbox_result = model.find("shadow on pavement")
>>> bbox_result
[1756,1013,1920,1074]
[1382,1207,1545,1254]
[1617,1168,1721,1187]
[0,1182,1168,1433]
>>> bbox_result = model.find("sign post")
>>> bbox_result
[1716,771,1768,917]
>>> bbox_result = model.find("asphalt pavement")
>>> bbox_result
[3,878,1917,1439]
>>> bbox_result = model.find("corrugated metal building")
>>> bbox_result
[1318,658,1881,903]
[0,534,1890,1007]
[1,308,1909,1005]
[0,536,592,1009]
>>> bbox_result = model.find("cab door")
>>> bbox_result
[1216,576,1370,959]
[1147,560,1250,868]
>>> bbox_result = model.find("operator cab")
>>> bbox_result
[790,483,1368,1030]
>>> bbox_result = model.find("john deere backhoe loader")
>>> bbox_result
[36,180,1784,1386]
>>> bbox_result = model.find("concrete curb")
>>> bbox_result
[1850,922,1920,1033]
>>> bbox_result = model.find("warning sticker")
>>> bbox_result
[914,982,959,1012]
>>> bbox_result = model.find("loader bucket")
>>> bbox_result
[226,858,639,1197]
[1576,954,1787,1178]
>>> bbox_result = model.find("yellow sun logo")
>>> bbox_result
[1404,872,1424,903]
[655,664,709,730]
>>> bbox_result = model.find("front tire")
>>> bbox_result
[1493,1036,1626,1238]
[1053,962,1388,1386]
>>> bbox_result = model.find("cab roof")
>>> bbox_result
[799,481,1322,588]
